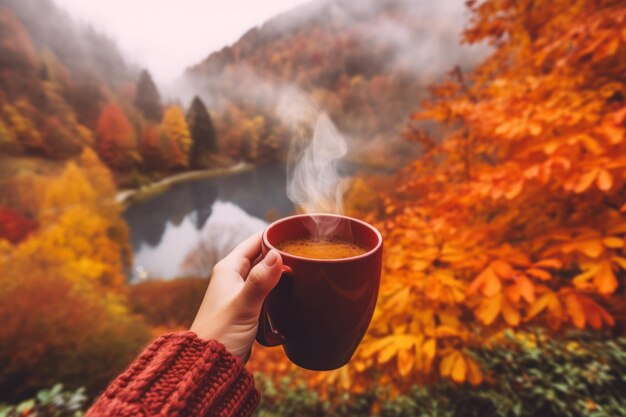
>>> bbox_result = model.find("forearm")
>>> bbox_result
[85,332,259,417]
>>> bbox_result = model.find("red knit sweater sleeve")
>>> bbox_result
[85,332,259,417]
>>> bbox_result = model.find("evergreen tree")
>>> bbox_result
[134,70,162,121]
[186,96,218,168]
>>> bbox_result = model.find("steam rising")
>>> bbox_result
[287,113,347,214]
[278,88,349,238]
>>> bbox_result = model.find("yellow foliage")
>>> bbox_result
[249,0,626,394]
[162,105,192,167]
[13,153,130,290]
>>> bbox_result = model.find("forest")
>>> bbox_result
[0,0,625,416]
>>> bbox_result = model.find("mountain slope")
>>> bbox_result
[0,0,136,160]
[185,0,485,169]
[0,0,133,90]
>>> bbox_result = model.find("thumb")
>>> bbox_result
[238,249,283,314]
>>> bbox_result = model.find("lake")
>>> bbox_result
[123,165,294,281]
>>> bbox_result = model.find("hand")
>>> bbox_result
[190,232,283,361]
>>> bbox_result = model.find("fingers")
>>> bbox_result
[215,231,263,277]
[229,231,263,262]
[237,249,283,314]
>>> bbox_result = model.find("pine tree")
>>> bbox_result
[134,70,163,121]
[186,96,218,168]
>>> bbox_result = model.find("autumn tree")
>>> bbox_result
[140,124,168,171]
[241,115,265,161]
[77,147,117,198]
[0,120,18,153]
[65,72,108,126]
[0,153,147,400]
[95,103,139,170]
[161,105,192,169]
[348,0,626,390]
[41,116,82,158]
[250,0,626,394]
[186,96,217,168]
[1,102,43,153]
[134,69,162,121]
[0,268,150,401]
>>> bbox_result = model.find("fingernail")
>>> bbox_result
[264,250,278,266]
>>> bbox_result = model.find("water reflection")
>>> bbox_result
[124,181,219,248]
[123,165,294,280]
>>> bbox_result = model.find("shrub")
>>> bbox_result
[128,277,208,328]
[0,271,151,402]
[254,332,626,417]
[3,331,623,416]
[0,384,86,417]
[466,331,626,417]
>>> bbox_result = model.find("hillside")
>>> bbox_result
[0,0,137,162]
[0,0,230,195]
[185,0,485,169]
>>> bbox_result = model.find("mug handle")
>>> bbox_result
[255,265,292,347]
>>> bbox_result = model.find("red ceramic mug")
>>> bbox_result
[256,213,383,370]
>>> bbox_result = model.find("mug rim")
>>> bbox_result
[263,213,383,263]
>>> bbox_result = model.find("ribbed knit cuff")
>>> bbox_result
[86,332,259,417]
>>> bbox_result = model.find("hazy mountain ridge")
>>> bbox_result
[0,0,134,88]
[0,0,139,161]
[185,0,485,169]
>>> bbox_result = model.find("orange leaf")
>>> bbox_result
[439,351,457,377]
[602,237,624,249]
[528,122,542,136]
[596,170,613,191]
[434,325,461,338]
[506,277,534,304]
[397,348,414,376]
[466,357,483,386]
[524,164,541,178]
[468,267,501,296]
[526,268,551,281]
[608,222,626,235]
[573,265,600,289]
[574,169,598,193]
[490,260,515,278]
[612,256,626,269]
[577,294,615,329]
[502,298,521,326]
[599,123,624,144]
[526,292,554,321]
[533,258,563,269]
[475,293,502,325]
[505,180,524,200]
[451,354,467,383]
[422,338,437,359]
[576,134,603,155]
[517,276,536,303]
[565,293,585,329]
[567,239,604,258]
[621,203,626,213]
[361,337,394,358]
[506,285,521,303]
[594,261,618,295]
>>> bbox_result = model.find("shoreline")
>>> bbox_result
[115,162,255,208]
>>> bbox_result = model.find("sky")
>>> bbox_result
[52,0,312,84]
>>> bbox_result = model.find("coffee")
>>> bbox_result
[277,238,367,259]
